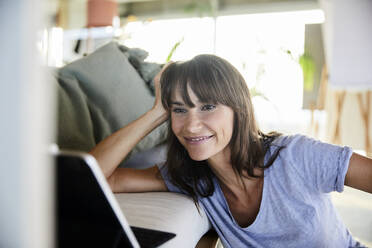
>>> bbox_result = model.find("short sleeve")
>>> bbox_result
[278,135,353,193]
[157,163,186,194]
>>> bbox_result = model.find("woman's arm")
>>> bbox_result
[108,166,167,193]
[89,64,170,192]
[345,153,372,193]
[89,107,167,178]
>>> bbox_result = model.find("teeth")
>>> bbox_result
[190,136,210,141]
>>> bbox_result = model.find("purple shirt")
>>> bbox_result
[158,134,363,247]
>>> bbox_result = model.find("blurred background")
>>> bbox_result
[1,0,372,247]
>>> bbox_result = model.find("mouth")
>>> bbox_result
[184,135,214,145]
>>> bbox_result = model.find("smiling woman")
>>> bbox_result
[170,86,234,162]
[89,54,372,248]
[159,55,281,205]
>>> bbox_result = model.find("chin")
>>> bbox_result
[187,151,210,161]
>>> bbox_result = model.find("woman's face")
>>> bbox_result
[170,85,234,162]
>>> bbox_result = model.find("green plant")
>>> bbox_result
[285,49,316,92]
[166,37,184,63]
[299,53,316,92]
[251,62,269,100]
[250,86,269,101]
[184,1,213,17]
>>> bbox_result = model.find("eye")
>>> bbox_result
[201,104,216,111]
[172,108,187,114]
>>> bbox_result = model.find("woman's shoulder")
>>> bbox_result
[271,133,316,148]
[267,134,325,162]
[269,133,351,168]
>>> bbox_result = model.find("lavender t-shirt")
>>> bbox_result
[158,134,362,248]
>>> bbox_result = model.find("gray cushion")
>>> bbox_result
[55,72,99,151]
[56,42,167,165]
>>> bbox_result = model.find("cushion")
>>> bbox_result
[56,42,167,165]
[55,71,100,151]
[115,192,211,248]
[119,45,162,95]
[124,143,167,169]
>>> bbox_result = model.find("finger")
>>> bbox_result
[160,61,174,72]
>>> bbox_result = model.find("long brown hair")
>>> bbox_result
[160,54,282,204]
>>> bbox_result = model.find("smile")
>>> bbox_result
[184,135,214,144]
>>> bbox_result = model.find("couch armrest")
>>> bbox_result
[115,192,211,248]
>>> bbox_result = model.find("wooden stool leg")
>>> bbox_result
[367,92,371,156]
[357,91,371,156]
[309,104,315,137]
[333,91,346,144]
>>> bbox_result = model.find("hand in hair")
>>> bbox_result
[152,62,173,115]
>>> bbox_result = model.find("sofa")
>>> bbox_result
[53,41,218,247]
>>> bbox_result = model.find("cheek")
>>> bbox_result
[220,120,234,139]
[171,115,183,134]
[211,109,234,138]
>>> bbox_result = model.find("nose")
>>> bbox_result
[184,112,202,134]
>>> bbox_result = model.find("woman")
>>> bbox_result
[90,54,372,247]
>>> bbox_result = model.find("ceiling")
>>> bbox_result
[54,0,319,29]
[117,0,319,20]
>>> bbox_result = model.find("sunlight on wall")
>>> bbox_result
[124,17,215,63]
[215,13,305,112]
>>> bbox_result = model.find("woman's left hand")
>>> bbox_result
[152,62,173,115]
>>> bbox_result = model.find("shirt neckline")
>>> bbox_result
[213,170,267,230]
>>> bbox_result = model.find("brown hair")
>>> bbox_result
[160,54,282,204]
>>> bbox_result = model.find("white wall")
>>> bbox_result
[320,0,372,150]
[0,1,54,248]
[326,0,372,89]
